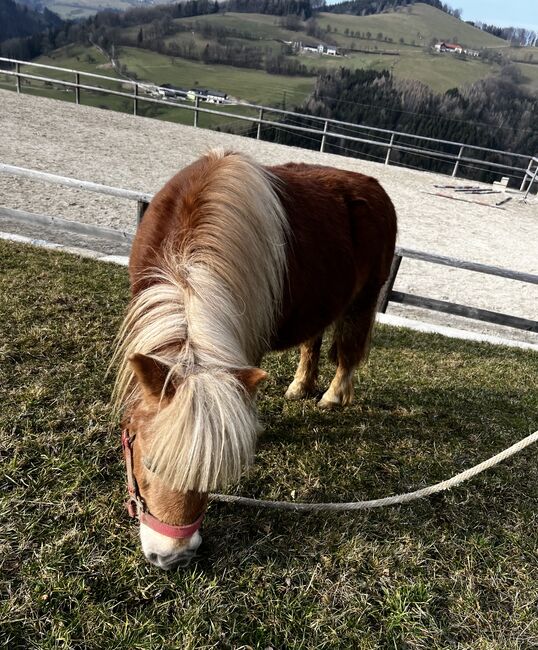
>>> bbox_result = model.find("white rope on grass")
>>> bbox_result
[210,429,538,512]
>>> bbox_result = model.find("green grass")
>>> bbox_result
[38,43,120,78]
[1,240,538,648]
[35,43,316,107]
[297,47,499,93]
[42,0,149,20]
[174,12,306,43]
[28,44,284,129]
[117,46,315,105]
[317,4,507,49]
[517,61,538,94]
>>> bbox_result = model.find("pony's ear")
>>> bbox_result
[129,353,174,401]
[232,367,269,395]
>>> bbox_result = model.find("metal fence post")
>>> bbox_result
[385,133,395,165]
[15,62,21,94]
[519,157,534,192]
[452,145,465,178]
[523,158,538,200]
[133,83,138,116]
[137,199,149,225]
[194,95,199,127]
[75,72,80,105]
[320,120,329,152]
[256,107,264,140]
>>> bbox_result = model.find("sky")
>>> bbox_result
[446,0,538,32]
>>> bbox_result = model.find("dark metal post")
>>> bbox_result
[137,199,149,225]
[194,95,199,127]
[378,254,402,313]
[15,62,21,94]
[256,108,264,140]
[133,83,138,116]
[75,73,80,105]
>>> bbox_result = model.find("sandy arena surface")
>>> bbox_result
[0,90,537,344]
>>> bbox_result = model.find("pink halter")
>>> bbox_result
[122,429,205,539]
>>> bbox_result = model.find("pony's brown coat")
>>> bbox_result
[117,150,396,528]
[268,162,396,348]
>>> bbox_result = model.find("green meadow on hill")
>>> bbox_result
[26,3,537,104]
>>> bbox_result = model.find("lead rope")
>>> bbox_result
[210,429,538,512]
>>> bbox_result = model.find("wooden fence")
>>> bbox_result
[1,163,536,334]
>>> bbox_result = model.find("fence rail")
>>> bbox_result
[1,56,537,194]
[1,163,536,334]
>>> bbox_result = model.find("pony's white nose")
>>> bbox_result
[140,525,202,569]
[145,549,195,570]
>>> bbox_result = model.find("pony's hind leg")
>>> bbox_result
[318,285,380,409]
[285,335,323,400]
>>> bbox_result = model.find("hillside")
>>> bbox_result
[18,0,174,20]
[168,7,515,93]
[316,4,508,50]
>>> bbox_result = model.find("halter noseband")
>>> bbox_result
[121,429,205,539]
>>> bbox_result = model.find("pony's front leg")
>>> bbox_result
[318,364,356,409]
[285,335,323,400]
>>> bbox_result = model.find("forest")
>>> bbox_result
[254,67,537,181]
[0,0,63,47]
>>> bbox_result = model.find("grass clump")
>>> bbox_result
[1,240,537,649]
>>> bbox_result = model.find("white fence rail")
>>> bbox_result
[1,56,537,195]
[1,162,536,333]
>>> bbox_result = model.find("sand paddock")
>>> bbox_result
[0,90,536,344]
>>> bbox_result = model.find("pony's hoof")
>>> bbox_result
[285,381,314,400]
[317,396,341,409]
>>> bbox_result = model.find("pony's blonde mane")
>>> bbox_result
[113,150,289,491]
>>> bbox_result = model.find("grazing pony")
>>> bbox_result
[114,150,397,569]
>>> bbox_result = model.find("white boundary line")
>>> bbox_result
[377,313,538,353]
[0,231,129,266]
[2,231,537,352]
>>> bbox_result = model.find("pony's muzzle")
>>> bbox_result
[140,524,202,570]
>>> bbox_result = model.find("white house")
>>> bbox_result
[205,90,228,104]
[435,42,463,54]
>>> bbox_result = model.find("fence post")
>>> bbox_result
[385,133,395,165]
[133,83,138,116]
[523,158,538,200]
[452,145,465,178]
[15,62,21,94]
[137,199,149,225]
[320,120,329,153]
[75,73,80,105]
[194,95,199,127]
[378,253,402,313]
[256,107,264,140]
[519,157,534,192]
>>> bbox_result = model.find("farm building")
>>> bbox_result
[297,42,341,55]
[435,42,463,53]
[157,83,188,99]
[186,89,228,104]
